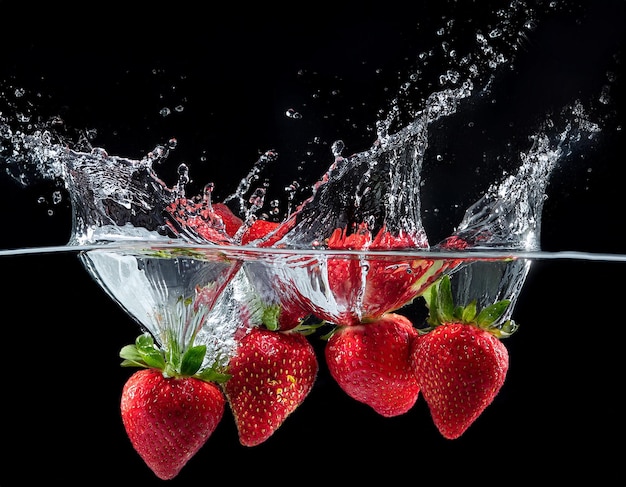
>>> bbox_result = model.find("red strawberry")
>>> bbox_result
[241,218,311,330]
[240,217,294,247]
[119,333,229,480]
[325,312,420,417]
[165,196,242,243]
[411,274,517,439]
[212,202,244,237]
[313,223,457,325]
[223,326,318,446]
[240,218,280,245]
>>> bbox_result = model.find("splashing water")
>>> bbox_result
[0,0,616,358]
[438,105,600,319]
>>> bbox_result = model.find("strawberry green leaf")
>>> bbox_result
[423,281,440,326]
[197,367,232,384]
[262,305,280,331]
[180,344,207,376]
[164,328,182,370]
[497,319,519,337]
[461,300,478,322]
[135,333,157,352]
[437,274,455,322]
[196,354,231,383]
[476,300,511,328]
[119,344,144,363]
[127,333,166,369]
[139,339,167,369]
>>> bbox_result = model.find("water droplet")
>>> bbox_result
[331,140,345,157]
[599,85,611,105]
[176,163,190,194]
[285,108,302,119]
[259,150,278,164]
[52,190,62,205]
[248,187,266,209]
[91,147,109,158]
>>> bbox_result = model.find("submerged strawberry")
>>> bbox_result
[119,333,229,480]
[411,274,517,439]
[314,223,457,325]
[241,218,311,330]
[223,326,318,446]
[325,312,420,417]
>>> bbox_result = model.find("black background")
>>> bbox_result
[1,1,625,485]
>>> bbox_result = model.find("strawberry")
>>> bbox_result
[241,218,311,331]
[324,312,420,417]
[213,202,244,237]
[239,216,294,247]
[223,326,318,446]
[165,196,242,243]
[240,218,280,245]
[119,333,229,480]
[411,274,517,439]
[314,223,456,325]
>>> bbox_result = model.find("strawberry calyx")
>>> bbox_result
[421,274,518,338]
[120,332,231,384]
[260,304,289,331]
[260,303,326,336]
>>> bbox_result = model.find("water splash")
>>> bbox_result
[435,102,601,320]
[0,0,617,345]
[79,246,243,360]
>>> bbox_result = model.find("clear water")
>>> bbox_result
[78,247,243,367]
[0,1,622,361]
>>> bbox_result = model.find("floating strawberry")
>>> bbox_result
[213,202,244,236]
[223,326,318,446]
[325,312,420,417]
[240,216,294,247]
[119,333,229,480]
[240,218,280,246]
[165,195,243,243]
[411,274,517,439]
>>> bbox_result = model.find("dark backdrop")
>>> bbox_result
[1,1,624,485]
